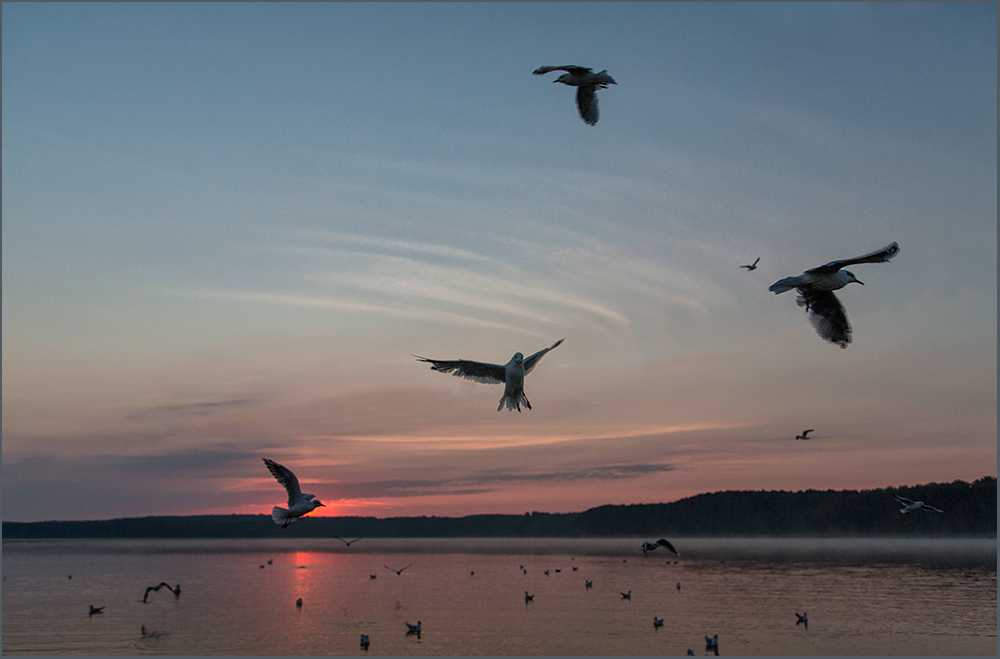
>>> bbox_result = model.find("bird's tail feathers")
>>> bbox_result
[498,394,529,412]
[768,277,801,294]
[271,506,296,527]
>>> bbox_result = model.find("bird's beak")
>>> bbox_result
[317,503,326,507]
[856,280,865,285]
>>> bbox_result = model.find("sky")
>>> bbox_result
[2,3,996,523]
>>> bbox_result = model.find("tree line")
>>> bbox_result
[3,477,994,539]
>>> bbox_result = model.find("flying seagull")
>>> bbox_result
[893,495,943,515]
[525,591,534,603]
[795,429,814,440]
[640,538,680,556]
[740,257,760,271]
[262,458,325,528]
[533,66,616,125]
[385,564,413,575]
[653,616,664,628]
[360,634,370,652]
[796,612,808,628]
[621,590,631,600]
[89,605,104,616]
[333,537,364,547]
[405,621,422,635]
[414,339,563,412]
[769,242,899,348]
[142,582,181,604]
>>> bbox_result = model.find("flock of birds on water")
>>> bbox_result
[84,64,938,656]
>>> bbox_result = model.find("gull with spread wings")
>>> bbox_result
[414,339,564,412]
[533,66,616,125]
[769,242,899,348]
[263,458,325,527]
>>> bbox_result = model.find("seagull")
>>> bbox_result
[360,634,370,651]
[769,242,900,348]
[262,458,325,527]
[585,579,593,589]
[653,616,664,628]
[687,650,695,656]
[142,582,181,604]
[385,564,413,575]
[621,590,631,600]
[676,582,681,591]
[893,495,944,514]
[525,591,534,603]
[267,559,273,564]
[640,538,680,556]
[795,429,814,440]
[369,574,377,579]
[296,597,303,607]
[533,66,616,125]
[333,537,364,547]
[89,605,104,616]
[705,634,718,649]
[405,621,422,635]
[414,339,563,412]
[796,612,808,627]
[740,257,760,271]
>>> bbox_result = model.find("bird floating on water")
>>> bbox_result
[405,621,422,635]
[653,616,664,628]
[296,597,303,608]
[89,605,104,616]
[142,582,180,604]
[585,579,593,589]
[740,257,760,271]
[676,582,681,591]
[415,339,563,412]
[360,634,370,651]
[640,538,680,556]
[533,66,616,125]
[385,564,413,575]
[795,429,814,440]
[621,590,631,600]
[769,241,899,348]
[706,633,719,649]
[893,495,943,514]
[525,591,534,603]
[796,612,808,628]
[262,458,325,527]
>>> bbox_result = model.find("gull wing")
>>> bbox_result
[414,355,506,384]
[264,458,303,507]
[523,339,564,375]
[893,495,915,506]
[533,65,593,76]
[576,86,599,125]
[922,504,944,513]
[657,539,680,556]
[798,290,851,348]
[807,242,900,274]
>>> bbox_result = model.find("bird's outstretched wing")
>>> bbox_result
[893,495,915,506]
[523,339,564,375]
[798,290,851,348]
[413,355,506,384]
[576,86,599,125]
[533,65,592,76]
[263,458,302,506]
[807,242,900,274]
[923,504,944,513]
[657,539,680,556]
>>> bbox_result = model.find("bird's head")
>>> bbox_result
[554,73,572,85]
[513,352,524,364]
[312,500,325,509]
[844,270,864,285]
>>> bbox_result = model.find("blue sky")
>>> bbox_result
[3,3,996,522]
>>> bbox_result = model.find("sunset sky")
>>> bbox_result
[3,3,996,523]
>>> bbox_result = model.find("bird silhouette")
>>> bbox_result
[262,458,325,527]
[796,429,814,440]
[533,66,617,125]
[385,564,413,575]
[360,634,370,651]
[653,616,664,628]
[333,537,364,547]
[796,612,808,629]
[525,591,534,603]
[142,582,180,604]
[893,495,944,514]
[740,257,760,271]
[621,590,631,600]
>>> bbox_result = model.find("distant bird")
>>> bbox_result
[676,582,681,591]
[641,538,680,556]
[267,559,273,565]
[544,569,550,576]
[653,616,664,628]
[554,569,561,573]
[143,582,181,604]
[259,564,265,569]
[369,574,377,579]
[796,429,814,440]
[296,597,303,607]
[585,579,593,589]
[572,566,577,571]
[705,634,719,649]
[769,242,899,348]
[360,634,370,651]
[796,612,808,628]
[68,575,72,579]
[89,605,104,616]
[262,458,325,527]
[893,495,944,515]
[525,591,534,603]
[385,564,413,575]
[470,570,474,576]
[687,650,695,656]
[522,568,527,574]
[533,65,616,125]
[405,621,422,635]
[621,590,631,600]
[740,257,760,271]
[414,339,563,412]
[334,537,364,547]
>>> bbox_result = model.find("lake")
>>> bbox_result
[2,537,995,655]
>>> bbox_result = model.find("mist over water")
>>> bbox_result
[3,538,995,656]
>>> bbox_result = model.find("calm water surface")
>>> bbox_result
[2,537,995,656]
